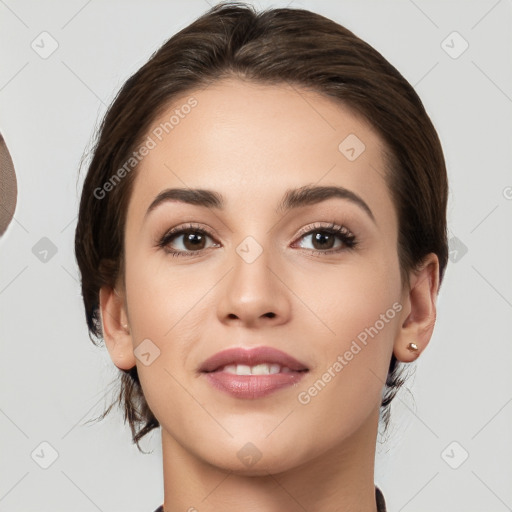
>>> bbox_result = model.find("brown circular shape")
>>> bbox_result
[0,133,17,236]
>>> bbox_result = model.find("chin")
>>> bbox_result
[194,434,312,476]
[208,452,302,477]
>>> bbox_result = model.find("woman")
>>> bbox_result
[74,2,448,510]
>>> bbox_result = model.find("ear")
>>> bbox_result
[394,253,440,363]
[99,285,136,370]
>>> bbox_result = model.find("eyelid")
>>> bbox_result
[293,221,353,239]
[159,222,216,239]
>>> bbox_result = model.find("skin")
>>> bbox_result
[99,78,439,512]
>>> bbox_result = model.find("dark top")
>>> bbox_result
[152,485,386,511]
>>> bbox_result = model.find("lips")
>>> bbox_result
[199,346,309,399]
[199,346,309,373]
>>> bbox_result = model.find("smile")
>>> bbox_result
[215,363,296,375]
[199,346,309,399]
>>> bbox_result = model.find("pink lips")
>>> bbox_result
[200,346,308,373]
[199,347,309,399]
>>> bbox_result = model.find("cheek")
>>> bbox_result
[290,260,402,443]
[122,248,220,412]
[296,250,402,344]
[294,250,401,392]
[124,248,211,340]
[122,253,211,421]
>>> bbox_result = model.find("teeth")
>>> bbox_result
[221,363,284,375]
[236,364,251,375]
[253,363,281,375]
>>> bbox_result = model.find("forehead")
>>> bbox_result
[128,78,394,226]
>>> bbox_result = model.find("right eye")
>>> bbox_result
[158,223,220,257]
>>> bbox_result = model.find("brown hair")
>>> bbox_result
[75,1,448,450]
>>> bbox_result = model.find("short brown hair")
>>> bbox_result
[75,1,448,450]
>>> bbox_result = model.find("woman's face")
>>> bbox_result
[118,78,408,473]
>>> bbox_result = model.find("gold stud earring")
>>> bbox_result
[407,342,419,352]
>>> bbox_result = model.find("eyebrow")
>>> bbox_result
[145,185,375,223]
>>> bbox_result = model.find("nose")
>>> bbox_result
[216,243,292,328]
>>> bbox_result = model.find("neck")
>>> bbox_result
[161,406,381,512]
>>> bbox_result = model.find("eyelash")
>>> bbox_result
[157,222,358,258]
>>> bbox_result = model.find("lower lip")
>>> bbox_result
[202,371,307,399]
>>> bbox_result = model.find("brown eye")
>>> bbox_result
[158,224,219,257]
[310,231,336,250]
[180,231,208,251]
[295,223,357,254]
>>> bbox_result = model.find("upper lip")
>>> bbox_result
[199,346,309,373]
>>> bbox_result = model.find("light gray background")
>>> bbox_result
[1,0,511,511]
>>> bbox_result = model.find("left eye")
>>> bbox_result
[297,231,343,251]
[295,226,356,252]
